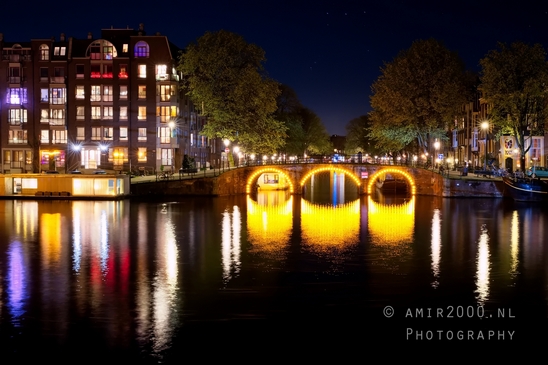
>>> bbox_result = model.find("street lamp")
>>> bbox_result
[481,121,489,170]
[433,140,440,170]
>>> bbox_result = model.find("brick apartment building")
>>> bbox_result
[0,24,218,174]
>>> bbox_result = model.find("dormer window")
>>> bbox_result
[40,44,49,61]
[118,64,128,79]
[134,41,149,57]
[86,40,118,60]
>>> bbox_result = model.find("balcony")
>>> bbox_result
[155,74,179,82]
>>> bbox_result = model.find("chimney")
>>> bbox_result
[87,32,92,39]
[60,33,65,41]
[138,23,145,36]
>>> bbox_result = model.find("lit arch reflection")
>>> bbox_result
[475,224,490,305]
[301,199,360,251]
[367,196,415,246]
[247,191,293,256]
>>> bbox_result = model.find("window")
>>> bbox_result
[159,127,171,144]
[50,88,66,104]
[91,106,101,120]
[157,106,171,122]
[119,127,128,141]
[103,45,114,60]
[50,109,65,125]
[119,106,128,121]
[9,66,20,83]
[6,88,28,104]
[119,64,128,79]
[91,127,101,141]
[26,151,32,165]
[120,85,128,100]
[138,128,147,141]
[103,127,113,140]
[91,64,101,78]
[40,109,49,123]
[138,147,147,162]
[102,64,113,78]
[138,85,146,99]
[76,85,85,99]
[40,67,49,81]
[41,130,50,144]
[4,151,11,164]
[103,85,113,101]
[156,64,167,79]
[9,130,28,144]
[138,106,147,121]
[90,43,101,60]
[531,138,542,161]
[54,47,60,56]
[8,109,27,125]
[110,147,128,165]
[134,41,149,57]
[103,106,113,120]
[159,84,174,101]
[52,130,67,144]
[161,148,173,166]
[76,106,85,120]
[123,44,128,53]
[91,85,101,101]
[77,127,85,141]
[138,64,146,78]
[54,67,64,80]
[40,44,49,61]
[41,89,49,102]
[76,64,85,78]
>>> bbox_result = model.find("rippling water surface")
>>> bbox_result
[1,189,548,360]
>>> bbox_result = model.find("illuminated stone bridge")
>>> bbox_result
[212,163,444,196]
[131,163,505,197]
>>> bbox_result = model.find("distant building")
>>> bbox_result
[0,24,219,174]
[330,134,346,154]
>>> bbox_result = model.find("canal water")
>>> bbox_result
[1,177,548,360]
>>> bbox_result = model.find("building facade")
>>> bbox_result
[0,24,217,175]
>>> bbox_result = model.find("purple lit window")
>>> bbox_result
[6,88,28,104]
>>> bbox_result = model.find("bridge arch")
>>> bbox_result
[367,167,416,195]
[245,167,295,194]
[299,166,362,188]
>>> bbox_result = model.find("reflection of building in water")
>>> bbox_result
[221,206,242,284]
[367,196,415,245]
[475,225,490,305]
[301,199,360,249]
[247,194,293,253]
[305,171,355,206]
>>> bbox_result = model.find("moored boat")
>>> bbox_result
[376,175,408,193]
[502,176,548,202]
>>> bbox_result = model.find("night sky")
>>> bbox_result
[3,0,548,135]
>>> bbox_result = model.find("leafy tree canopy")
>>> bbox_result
[345,114,382,156]
[479,42,548,169]
[369,38,474,153]
[178,30,286,153]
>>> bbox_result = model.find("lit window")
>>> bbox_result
[119,64,128,79]
[54,47,60,56]
[138,64,146,78]
[120,106,128,121]
[90,64,101,78]
[41,89,49,102]
[103,85,113,101]
[60,47,66,56]
[91,127,101,140]
[103,127,113,140]
[40,109,49,123]
[138,85,146,99]
[159,127,171,144]
[41,130,50,144]
[53,130,67,144]
[103,45,113,60]
[159,84,174,101]
[138,106,147,121]
[40,44,49,60]
[102,64,113,78]
[103,107,113,120]
[157,106,170,123]
[91,106,101,120]
[6,88,28,104]
[138,147,147,162]
[49,88,66,104]
[156,64,167,79]
[134,41,149,57]
[9,130,28,144]
[77,127,85,140]
[91,85,101,101]
[138,128,147,141]
[8,109,28,125]
[76,106,85,120]
[123,44,128,53]
[50,109,65,126]
[120,127,128,141]
[110,147,128,165]
[120,85,128,99]
[76,85,85,99]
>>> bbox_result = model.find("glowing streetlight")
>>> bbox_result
[481,121,489,170]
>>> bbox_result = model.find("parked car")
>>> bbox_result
[526,166,548,178]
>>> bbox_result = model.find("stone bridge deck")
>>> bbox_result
[130,163,506,198]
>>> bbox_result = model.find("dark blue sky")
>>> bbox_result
[4,0,548,135]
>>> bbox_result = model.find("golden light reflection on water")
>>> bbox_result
[301,199,360,250]
[13,201,38,241]
[40,213,61,268]
[510,211,519,277]
[476,225,490,305]
[431,209,441,288]
[247,192,293,254]
[367,196,415,245]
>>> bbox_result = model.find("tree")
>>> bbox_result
[178,30,286,154]
[369,38,474,155]
[345,114,382,156]
[274,85,332,156]
[479,42,548,171]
